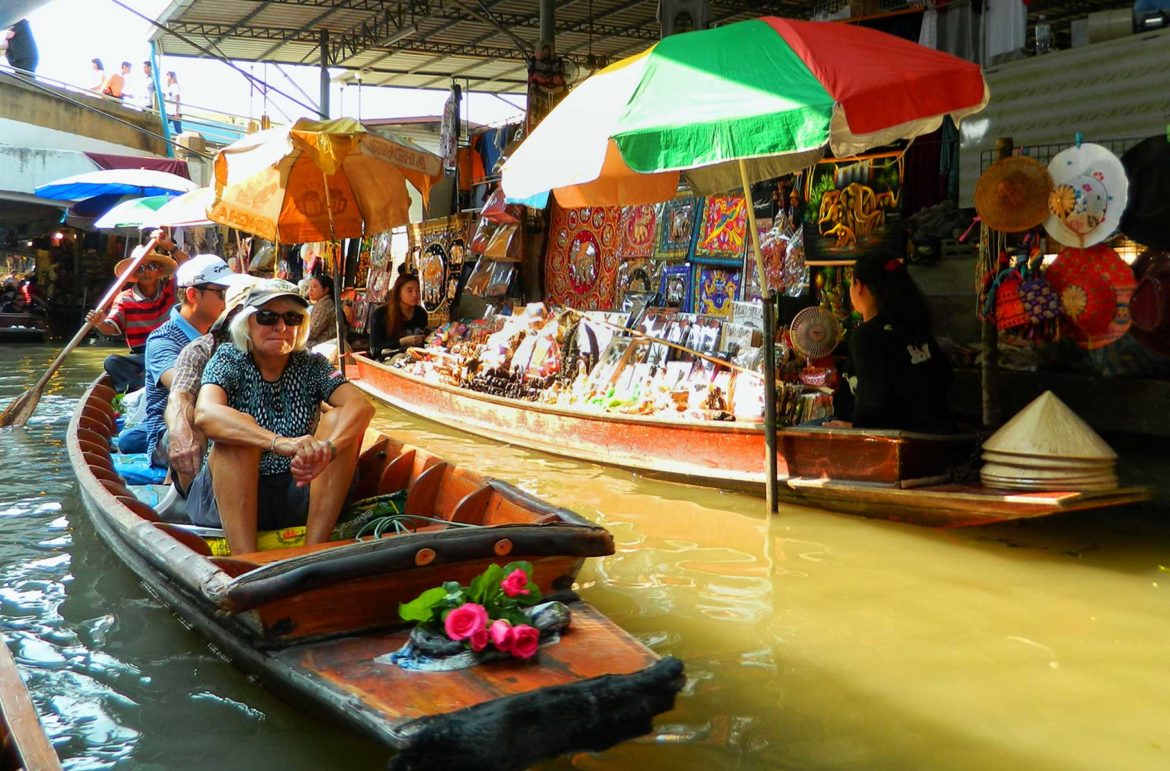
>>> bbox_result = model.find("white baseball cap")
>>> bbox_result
[176,254,248,288]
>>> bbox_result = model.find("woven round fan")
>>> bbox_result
[789,306,841,359]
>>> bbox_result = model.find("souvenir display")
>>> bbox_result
[804,152,903,262]
[659,264,692,311]
[654,196,700,261]
[617,204,658,259]
[409,215,471,326]
[1120,135,1170,250]
[544,204,622,310]
[974,156,1052,233]
[616,259,657,309]
[692,195,749,265]
[693,266,740,319]
[1045,244,1135,349]
[1043,143,1128,248]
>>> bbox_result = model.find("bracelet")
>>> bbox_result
[269,434,279,452]
[324,439,337,461]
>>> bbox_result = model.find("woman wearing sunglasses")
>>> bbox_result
[189,279,375,554]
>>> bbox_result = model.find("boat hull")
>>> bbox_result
[67,377,683,767]
[351,355,1153,527]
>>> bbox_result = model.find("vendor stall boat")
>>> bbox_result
[0,635,62,771]
[351,354,1152,527]
[0,312,47,343]
[67,376,683,771]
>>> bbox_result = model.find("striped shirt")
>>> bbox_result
[107,280,176,353]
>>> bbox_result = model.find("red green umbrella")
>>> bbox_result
[502,17,989,512]
[503,17,988,207]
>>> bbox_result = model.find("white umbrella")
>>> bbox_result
[148,186,215,228]
[36,168,198,200]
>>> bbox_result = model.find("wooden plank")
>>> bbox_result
[0,637,62,771]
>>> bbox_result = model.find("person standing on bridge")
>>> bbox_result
[165,70,182,134]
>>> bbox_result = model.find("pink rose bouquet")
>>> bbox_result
[399,561,546,661]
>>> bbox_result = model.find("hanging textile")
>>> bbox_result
[407,215,471,325]
[692,194,749,265]
[616,204,658,259]
[544,203,622,310]
[654,196,700,261]
[693,265,741,318]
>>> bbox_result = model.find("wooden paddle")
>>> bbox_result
[0,236,160,429]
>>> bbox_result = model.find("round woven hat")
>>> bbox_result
[1043,143,1128,248]
[1045,244,1136,348]
[113,245,178,282]
[974,157,1052,233]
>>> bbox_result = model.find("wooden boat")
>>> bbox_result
[351,354,1152,527]
[0,635,62,771]
[0,313,47,343]
[67,376,683,770]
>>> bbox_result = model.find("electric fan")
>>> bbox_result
[788,307,841,388]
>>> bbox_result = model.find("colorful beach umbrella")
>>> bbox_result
[92,194,174,229]
[35,168,197,201]
[502,17,989,207]
[209,117,444,244]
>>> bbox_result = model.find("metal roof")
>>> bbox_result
[149,0,1136,94]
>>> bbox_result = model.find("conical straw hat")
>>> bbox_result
[982,391,1116,460]
[981,449,1113,469]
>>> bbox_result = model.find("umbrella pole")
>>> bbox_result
[321,171,346,356]
[738,159,779,513]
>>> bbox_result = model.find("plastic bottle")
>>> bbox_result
[1035,14,1052,54]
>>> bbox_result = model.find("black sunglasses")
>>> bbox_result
[135,263,160,274]
[194,284,225,299]
[254,309,305,327]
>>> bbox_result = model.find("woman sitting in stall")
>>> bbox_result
[190,279,375,554]
[305,273,339,348]
[369,272,429,359]
[832,251,953,433]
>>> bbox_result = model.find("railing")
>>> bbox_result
[978,137,1146,172]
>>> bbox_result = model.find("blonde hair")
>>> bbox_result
[228,303,310,353]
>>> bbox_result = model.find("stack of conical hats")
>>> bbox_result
[980,391,1118,491]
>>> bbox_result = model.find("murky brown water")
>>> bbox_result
[2,342,1169,770]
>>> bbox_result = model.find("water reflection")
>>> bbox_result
[1,344,1169,770]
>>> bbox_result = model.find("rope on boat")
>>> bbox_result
[353,514,484,541]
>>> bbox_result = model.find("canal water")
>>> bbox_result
[2,341,1169,770]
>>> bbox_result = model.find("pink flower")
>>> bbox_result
[489,619,513,653]
[444,603,488,641]
[510,624,540,660]
[500,569,531,598]
[469,627,489,652]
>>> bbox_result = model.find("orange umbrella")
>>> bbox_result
[209,117,443,243]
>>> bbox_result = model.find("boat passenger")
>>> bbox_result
[304,274,339,349]
[160,275,260,492]
[86,231,190,392]
[191,280,375,554]
[832,251,953,433]
[369,272,429,359]
[127,255,243,459]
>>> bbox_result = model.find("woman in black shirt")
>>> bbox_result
[834,251,953,433]
[369,272,429,359]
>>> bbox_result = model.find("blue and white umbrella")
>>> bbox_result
[35,168,198,201]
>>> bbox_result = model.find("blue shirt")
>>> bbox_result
[144,306,201,461]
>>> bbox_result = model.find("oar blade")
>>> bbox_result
[0,385,43,429]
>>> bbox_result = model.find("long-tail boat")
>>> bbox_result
[0,635,62,771]
[67,376,684,770]
[0,312,47,343]
[350,354,1152,527]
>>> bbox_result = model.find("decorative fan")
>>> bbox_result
[789,306,841,361]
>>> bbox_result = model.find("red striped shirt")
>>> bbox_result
[107,280,176,352]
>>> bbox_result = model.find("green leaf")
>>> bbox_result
[469,564,505,604]
[503,607,529,626]
[443,580,462,593]
[398,586,448,623]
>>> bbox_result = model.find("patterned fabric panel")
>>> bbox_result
[693,265,742,319]
[544,204,622,310]
[654,196,700,261]
[616,204,658,259]
[693,194,748,265]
